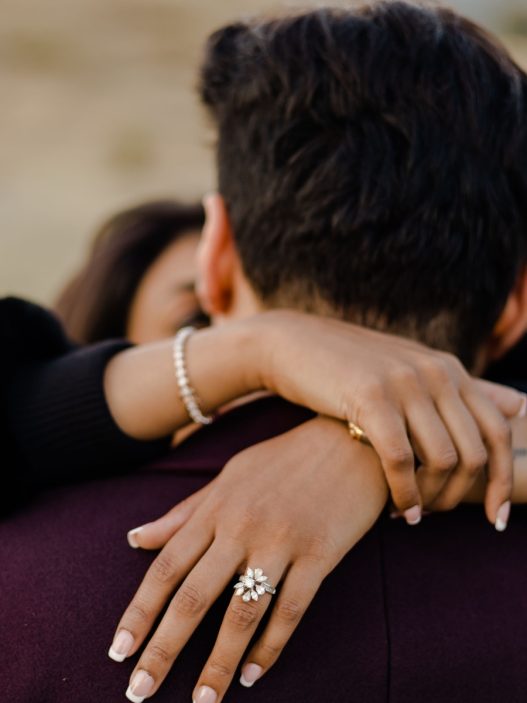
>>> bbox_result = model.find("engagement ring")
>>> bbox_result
[233,567,277,602]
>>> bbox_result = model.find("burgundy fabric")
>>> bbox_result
[383,510,527,702]
[1,397,527,702]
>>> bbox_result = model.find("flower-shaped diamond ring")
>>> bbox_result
[233,567,277,602]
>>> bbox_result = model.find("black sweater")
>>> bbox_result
[1,298,171,513]
[1,297,525,514]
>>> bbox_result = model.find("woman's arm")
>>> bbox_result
[3,298,524,520]
[105,311,524,525]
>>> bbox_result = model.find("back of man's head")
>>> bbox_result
[199,1,527,367]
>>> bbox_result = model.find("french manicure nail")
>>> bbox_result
[193,685,217,703]
[108,629,134,662]
[404,505,422,526]
[516,394,527,419]
[126,670,155,702]
[240,663,263,687]
[495,500,511,532]
[127,526,144,549]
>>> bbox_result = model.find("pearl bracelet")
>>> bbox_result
[173,326,214,425]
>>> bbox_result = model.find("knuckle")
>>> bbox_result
[270,518,295,544]
[207,656,233,679]
[384,445,414,472]
[227,601,259,631]
[126,599,150,626]
[440,351,464,374]
[464,449,488,476]
[354,376,385,410]
[391,364,419,387]
[354,393,384,429]
[299,533,333,566]
[421,357,450,384]
[430,449,458,473]
[171,582,207,618]
[359,378,385,404]
[233,507,261,535]
[146,642,172,665]
[223,512,261,546]
[258,640,281,661]
[150,552,178,584]
[275,597,304,624]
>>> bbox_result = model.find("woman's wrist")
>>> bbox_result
[103,317,265,440]
[185,317,265,412]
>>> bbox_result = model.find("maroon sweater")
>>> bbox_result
[2,396,527,703]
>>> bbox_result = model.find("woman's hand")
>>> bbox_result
[109,417,387,702]
[251,311,525,527]
[105,309,525,528]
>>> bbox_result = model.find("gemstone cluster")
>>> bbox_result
[233,567,270,602]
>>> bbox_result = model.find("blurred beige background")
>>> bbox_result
[1,0,526,304]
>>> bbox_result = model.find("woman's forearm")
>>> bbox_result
[463,469,527,504]
[103,319,264,439]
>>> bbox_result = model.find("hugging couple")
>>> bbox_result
[2,2,527,702]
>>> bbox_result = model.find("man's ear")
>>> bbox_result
[487,267,527,361]
[196,193,238,316]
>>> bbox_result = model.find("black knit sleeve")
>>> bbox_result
[1,298,172,512]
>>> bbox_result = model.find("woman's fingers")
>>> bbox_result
[362,400,421,523]
[362,375,516,525]
[192,556,289,703]
[405,399,458,506]
[128,481,216,550]
[461,389,513,528]
[423,387,487,512]
[429,389,513,528]
[109,519,215,664]
[124,542,246,703]
[236,563,321,691]
[474,379,527,419]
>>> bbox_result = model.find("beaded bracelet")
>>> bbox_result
[173,326,214,425]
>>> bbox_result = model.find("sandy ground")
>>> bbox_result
[1,0,526,304]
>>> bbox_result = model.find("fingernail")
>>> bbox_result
[240,663,263,687]
[403,505,422,526]
[516,394,527,419]
[108,629,134,662]
[495,500,511,532]
[193,685,217,703]
[126,670,155,702]
[127,526,144,549]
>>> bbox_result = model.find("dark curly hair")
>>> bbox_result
[200,1,527,366]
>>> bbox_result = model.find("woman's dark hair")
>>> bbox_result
[55,200,204,344]
[200,1,527,366]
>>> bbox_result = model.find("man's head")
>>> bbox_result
[196,1,527,370]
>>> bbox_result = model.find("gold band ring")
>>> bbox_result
[347,421,372,446]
